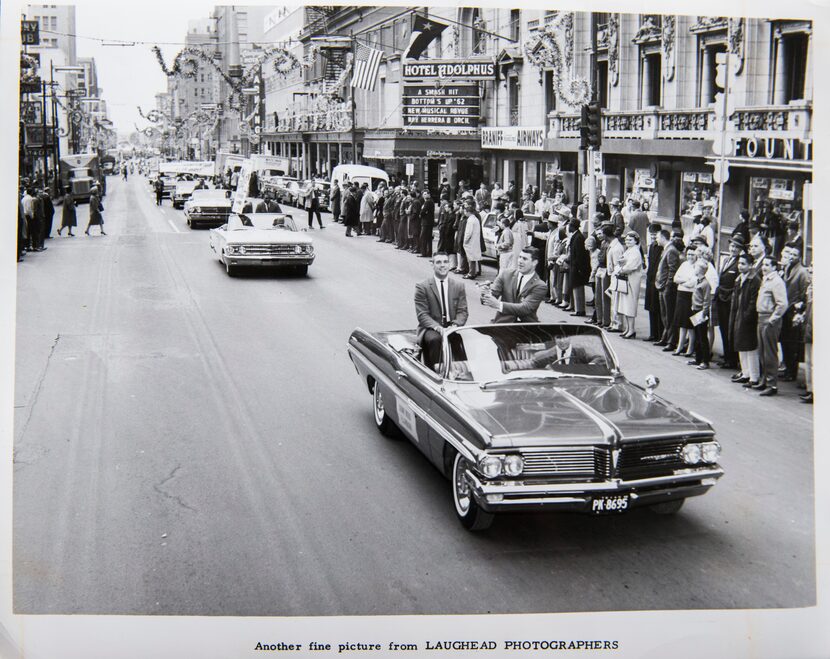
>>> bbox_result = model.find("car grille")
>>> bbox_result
[617,440,686,480]
[239,244,303,255]
[194,207,230,216]
[521,447,610,479]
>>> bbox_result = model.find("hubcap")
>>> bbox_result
[373,386,384,424]
[453,455,471,515]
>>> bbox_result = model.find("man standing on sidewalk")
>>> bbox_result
[644,223,664,341]
[779,245,810,382]
[754,255,788,396]
[654,229,680,348]
[714,236,743,368]
[418,190,435,257]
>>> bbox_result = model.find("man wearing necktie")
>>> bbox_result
[415,253,469,369]
[481,247,548,323]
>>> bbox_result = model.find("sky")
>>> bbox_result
[73,0,221,137]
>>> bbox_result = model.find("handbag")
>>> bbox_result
[610,275,629,295]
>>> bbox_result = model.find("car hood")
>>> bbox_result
[447,378,712,448]
[221,229,312,245]
[175,183,198,194]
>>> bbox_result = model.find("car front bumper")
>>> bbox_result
[464,467,724,513]
[224,254,315,268]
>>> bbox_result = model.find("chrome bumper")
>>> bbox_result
[225,254,315,267]
[465,467,724,512]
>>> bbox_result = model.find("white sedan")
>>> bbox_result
[209,213,315,277]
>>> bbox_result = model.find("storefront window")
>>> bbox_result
[680,171,719,217]
[749,176,803,217]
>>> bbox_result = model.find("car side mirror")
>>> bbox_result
[644,374,660,401]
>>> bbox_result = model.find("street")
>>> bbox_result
[13,174,814,616]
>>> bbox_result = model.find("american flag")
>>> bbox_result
[351,42,383,92]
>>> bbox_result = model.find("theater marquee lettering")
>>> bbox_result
[732,137,812,162]
[402,61,496,80]
[481,127,546,151]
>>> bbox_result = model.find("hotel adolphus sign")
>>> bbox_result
[402,59,496,81]
[403,84,480,129]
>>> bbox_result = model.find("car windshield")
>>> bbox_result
[227,214,298,231]
[446,325,615,383]
[190,190,228,203]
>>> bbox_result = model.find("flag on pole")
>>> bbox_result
[402,14,449,61]
[351,42,383,92]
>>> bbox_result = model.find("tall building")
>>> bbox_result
[23,4,76,63]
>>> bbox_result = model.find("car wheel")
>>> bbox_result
[451,451,494,531]
[225,261,237,277]
[295,265,308,276]
[649,499,685,515]
[372,381,399,438]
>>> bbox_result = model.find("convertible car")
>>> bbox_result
[347,323,723,531]
[184,189,233,229]
[209,212,314,277]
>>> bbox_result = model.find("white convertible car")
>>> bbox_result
[209,213,315,277]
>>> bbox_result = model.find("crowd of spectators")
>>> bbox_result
[321,176,812,403]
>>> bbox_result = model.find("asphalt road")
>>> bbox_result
[13,175,815,616]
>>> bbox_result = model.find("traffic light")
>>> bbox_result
[580,104,590,150]
[585,101,602,149]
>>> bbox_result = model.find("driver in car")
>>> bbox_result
[506,335,594,372]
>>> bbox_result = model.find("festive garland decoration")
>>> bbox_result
[151,45,200,79]
[20,53,40,83]
[523,12,591,108]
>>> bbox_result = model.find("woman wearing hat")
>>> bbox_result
[612,231,644,338]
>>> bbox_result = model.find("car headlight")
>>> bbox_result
[294,245,302,254]
[226,245,237,255]
[191,207,201,213]
[503,455,524,476]
[478,456,503,478]
[681,444,702,465]
[701,442,721,464]
[238,246,247,255]
[304,245,314,255]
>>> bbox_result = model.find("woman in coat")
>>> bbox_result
[462,208,482,280]
[510,206,528,269]
[358,186,375,235]
[342,185,359,237]
[613,231,644,338]
[436,198,456,263]
[495,215,514,272]
[57,193,77,236]
[85,188,106,236]
[453,201,468,275]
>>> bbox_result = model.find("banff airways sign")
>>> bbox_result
[480,126,546,151]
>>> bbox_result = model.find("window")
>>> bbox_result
[700,42,727,106]
[543,70,556,115]
[508,76,520,126]
[775,32,809,103]
[510,9,521,43]
[641,52,662,107]
[596,60,609,108]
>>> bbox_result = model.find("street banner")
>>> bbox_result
[402,84,479,129]
[231,159,254,213]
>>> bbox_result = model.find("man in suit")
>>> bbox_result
[418,190,435,257]
[654,229,680,348]
[715,235,744,368]
[563,218,589,316]
[627,199,649,246]
[481,247,548,323]
[415,252,469,368]
[779,245,810,381]
[644,223,664,341]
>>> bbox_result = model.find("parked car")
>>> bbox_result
[296,179,331,212]
[209,212,314,277]
[261,175,301,206]
[347,323,723,531]
[183,188,233,229]
[480,211,500,260]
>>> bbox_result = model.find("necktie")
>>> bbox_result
[439,280,448,325]
[516,275,523,299]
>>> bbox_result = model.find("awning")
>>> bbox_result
[363,132,482,161]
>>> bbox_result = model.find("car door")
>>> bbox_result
[391,352,443,461]
[482,212,498,258]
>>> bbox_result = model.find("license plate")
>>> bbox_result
[591,494,630,514]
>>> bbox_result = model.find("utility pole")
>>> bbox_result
[587,13,599,237]
[40,78,48,187]
[350,33,357,164]
[50,61,60,190]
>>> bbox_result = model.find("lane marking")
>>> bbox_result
[167,218,182,233]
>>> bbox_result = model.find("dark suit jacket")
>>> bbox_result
[490,269,548,323]
[420,199,435,228]
[566,230,590,287]
[645,242,664,310]
[415,277,469,343]
[716,256,740,303]
[655,243,680,291]
[729,274,761,351]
